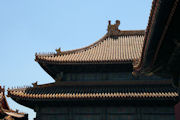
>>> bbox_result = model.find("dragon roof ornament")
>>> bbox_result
[107,20,121,36]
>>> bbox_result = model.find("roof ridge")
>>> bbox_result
[35,34,108,59]
[35,30,145,58]
[7,80,172,89]
[133,0,159,70]
[56,34,108,55]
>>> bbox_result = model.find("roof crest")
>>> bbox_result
[35,30,145,59]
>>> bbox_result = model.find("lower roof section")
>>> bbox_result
[8,81,179,108]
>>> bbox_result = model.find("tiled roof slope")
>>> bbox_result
[35,30,145,64]
[8,84,178,101]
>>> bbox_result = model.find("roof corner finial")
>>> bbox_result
[108,20,111,26]
[116,20,120,28]
[16,109,19,113]
[32,81,38,87]
[107,20,120,36]
[56,48,61,55]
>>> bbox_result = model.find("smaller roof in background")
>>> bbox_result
[0,85,28,120]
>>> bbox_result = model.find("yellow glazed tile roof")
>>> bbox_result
[8,85,179,100]
[35,30,145,64]
[9,90,178,99]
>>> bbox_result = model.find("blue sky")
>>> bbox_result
[0,0,152,119]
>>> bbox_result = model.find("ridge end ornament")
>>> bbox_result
[107,20,121,36]
[56,48,61,55]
